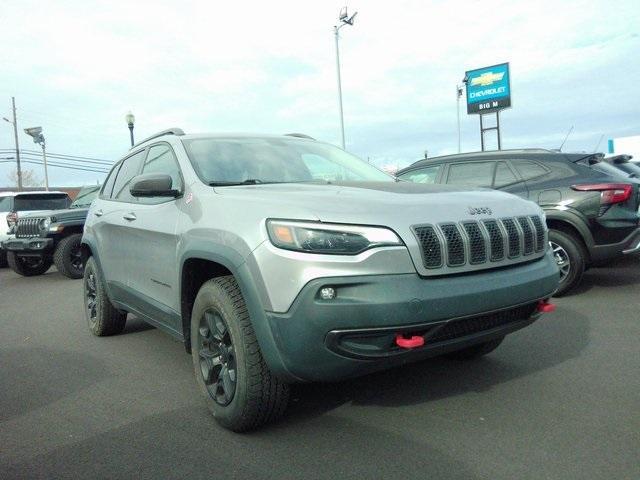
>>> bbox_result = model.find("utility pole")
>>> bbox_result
[8,97,23,190]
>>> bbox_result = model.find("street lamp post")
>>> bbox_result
[125,111,135,147]
[334,7,357,150]
[456,84,463,153]
[24,126,48,191]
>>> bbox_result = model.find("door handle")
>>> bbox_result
[123,212,137,221]
[94,209,103,217]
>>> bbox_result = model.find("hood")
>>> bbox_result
[215,182,542,226]
[19,207,89,222]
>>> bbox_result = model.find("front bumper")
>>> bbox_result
[1,237,53,254]
[262,252,559,382]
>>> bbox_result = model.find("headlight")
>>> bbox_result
[266,220,403,255]
[42,217,51,230]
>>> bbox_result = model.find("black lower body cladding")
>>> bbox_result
[263,252,559,382]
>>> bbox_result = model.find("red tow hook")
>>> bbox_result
[395,334,425,349]
[537,299,556,313]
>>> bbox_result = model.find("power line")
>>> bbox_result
[0,148,112,164]
[0,158,109,174]
[19,151,114,167]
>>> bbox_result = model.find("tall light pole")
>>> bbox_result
[125,111,135,147]
[334,7,357,150]
[24,126,48,191]
[3,97,23,190]
[456,84,463,153]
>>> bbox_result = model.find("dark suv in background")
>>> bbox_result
[397,149,640,295]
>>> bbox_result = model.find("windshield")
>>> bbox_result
[182,137,393,185]
[13,194,70,211]
[71,185,101,208]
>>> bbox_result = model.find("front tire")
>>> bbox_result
[191,276,289,432]
[445,337,504,360]
[7,252,52,276]
[54,233,84,279]
[83,256,127,336]
[548,229,586,296]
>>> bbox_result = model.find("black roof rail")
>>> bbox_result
[131,128,185,149]
[284,133,316,140]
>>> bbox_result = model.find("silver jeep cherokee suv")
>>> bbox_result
[82,129,559,431]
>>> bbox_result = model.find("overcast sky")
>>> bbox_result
[0,0,639,187]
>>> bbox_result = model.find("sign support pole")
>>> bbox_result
[479,110,502,151]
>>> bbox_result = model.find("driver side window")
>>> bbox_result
[138,144,183,204]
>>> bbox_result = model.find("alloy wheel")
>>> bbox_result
[85,271,97,326]
[550,240,570,282]
[197,309,237,406]
[70,246,83,271]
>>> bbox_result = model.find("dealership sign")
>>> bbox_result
[465,63,511,114]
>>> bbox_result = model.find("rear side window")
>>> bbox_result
[446,162,494,187]
[398,165,441,184]
[101,162,121,199]
[14,194,70,211]
[513,160,548,181]
[112,150,146,202]
[493,162,518,187]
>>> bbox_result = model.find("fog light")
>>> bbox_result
[319,287,336,300]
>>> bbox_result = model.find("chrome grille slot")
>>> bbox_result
[530,215,545,252]
[16,217,43,238]
[413,226,442,268]
[440,223,465,266]
[463,222,486,264]
[517,217,535,255]
[482,220,505,261]
[501,218,521,258]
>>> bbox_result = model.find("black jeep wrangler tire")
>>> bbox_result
[7,252,52,276]
[54,233,84,279]
[191,276,290,432]
[83,256,127,336]
[445,336,504,360]
[0,248,7,268]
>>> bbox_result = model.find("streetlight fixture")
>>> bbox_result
[334,6,358,150]
[24,126,49,191]
[125,111,135,147]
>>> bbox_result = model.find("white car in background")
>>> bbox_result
[0,191,71,268]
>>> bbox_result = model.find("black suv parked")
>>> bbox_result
[2,185,100,278]
[397,149,640,295]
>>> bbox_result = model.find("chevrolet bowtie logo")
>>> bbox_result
[470,71,505,87]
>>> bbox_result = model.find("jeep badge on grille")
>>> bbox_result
[468,206,493,215]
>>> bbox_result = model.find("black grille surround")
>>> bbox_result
[412,215,547,275]
[15,217,45,238]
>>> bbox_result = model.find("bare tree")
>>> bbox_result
[6,168,43,187]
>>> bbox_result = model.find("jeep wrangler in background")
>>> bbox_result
[0,191,71,269]
[2,185,100,278]
[82,129,559,431]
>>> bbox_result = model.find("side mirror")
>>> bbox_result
[130,173,179,197]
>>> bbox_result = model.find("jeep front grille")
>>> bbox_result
[412,215,547,274]
[16,218,44,238]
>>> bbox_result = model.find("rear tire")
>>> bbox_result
[549,229,586,297]
[191,276,290,432]
[445,337,504,360]
[83,256,126,336]
[7,252,52,276]
[0,248,7,268]
[54,233,84,279]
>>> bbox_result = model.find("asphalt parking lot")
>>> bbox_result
[1,260,638,480]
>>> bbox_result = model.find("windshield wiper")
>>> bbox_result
[208,179,265,186]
